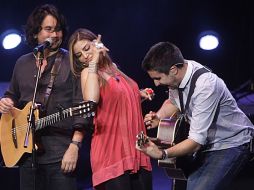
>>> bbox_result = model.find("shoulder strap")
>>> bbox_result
[42,49,65,108]
[185,67,210,112]
[179,67,210,113]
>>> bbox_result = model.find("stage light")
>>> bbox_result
[198,31,219,50]
[1,30,22,50]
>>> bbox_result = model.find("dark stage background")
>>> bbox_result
[0,0,254,189]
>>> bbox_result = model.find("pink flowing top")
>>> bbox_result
[90,74,152,187]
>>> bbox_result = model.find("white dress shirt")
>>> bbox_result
[168,60,254,151]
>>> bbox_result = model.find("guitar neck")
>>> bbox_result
[35,108,73,130]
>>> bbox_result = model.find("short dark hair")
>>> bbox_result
[142,42,184,74]
[24,4,68,47]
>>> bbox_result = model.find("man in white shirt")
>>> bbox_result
[136,42,254,190]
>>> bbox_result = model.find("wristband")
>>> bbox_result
[71,140,82,149]
[88,61,98,73]
[161,149,168,160]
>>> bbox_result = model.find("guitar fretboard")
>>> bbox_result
[35,108,73,130]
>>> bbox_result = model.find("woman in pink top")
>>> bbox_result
[68,28,152,190]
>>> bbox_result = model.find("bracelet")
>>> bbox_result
[160,149,168,160]
[88,61,98,73]
[71,140,82,149]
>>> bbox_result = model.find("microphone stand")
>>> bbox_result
[23,50,44,190]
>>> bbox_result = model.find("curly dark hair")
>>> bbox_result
[24,4,68,47]
[142,42,184,74]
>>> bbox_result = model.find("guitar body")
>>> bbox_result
[0,102,39,167]
[0,100,95,167]
[154,116,192,180]
[155,118,186,180]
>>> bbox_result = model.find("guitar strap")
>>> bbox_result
[42,49,65,112]
[177,67,210,134]
[35,49,65,151]
[178,67,210,114]
[173,67,211,178]
[174,67,210,144]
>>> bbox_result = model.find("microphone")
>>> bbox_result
[33,38,53,54]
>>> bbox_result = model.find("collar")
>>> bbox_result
[178,60,193,89]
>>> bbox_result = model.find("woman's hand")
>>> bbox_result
[140,88,155,102]
[90,34,109,64]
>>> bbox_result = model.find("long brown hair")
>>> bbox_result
[68,28,134,87]
[68,28,112,77]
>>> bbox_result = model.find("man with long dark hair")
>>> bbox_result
[0,4,86,190]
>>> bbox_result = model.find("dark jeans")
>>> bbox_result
[187,143,251,190]
[95,168,152,190]
[20,160,77,190]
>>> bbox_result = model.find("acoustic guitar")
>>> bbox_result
[0,101,95,167]
[137,114,193,180]
[155,116,190,180]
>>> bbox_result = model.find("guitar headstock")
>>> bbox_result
[72,101,96,118]
[136,131,149,147]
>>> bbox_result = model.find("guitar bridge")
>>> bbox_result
[11,120,18,148]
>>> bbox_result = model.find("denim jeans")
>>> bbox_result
[187,143,251,190]
[20,160,77,190]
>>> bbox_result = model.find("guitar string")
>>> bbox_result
[16,107,88,132]
[12,109,69,132]
[3,110,70,145]
[3,104,93,145]
[5,106,91,144]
